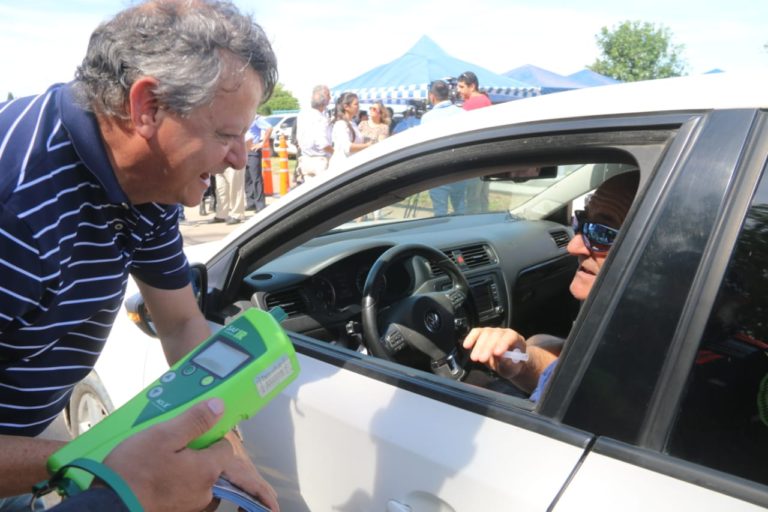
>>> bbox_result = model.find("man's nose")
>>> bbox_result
[227,137,248,171]
[567,232,590,257]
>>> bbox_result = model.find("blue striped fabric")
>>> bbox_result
[0,84,189,435]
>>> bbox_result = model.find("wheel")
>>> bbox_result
[361,243,479,380]
[67,371,114,437]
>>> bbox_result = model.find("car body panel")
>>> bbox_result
[240,350,587,511]
[555,451,765,511]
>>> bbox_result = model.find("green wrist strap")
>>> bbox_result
[34,458,143,512]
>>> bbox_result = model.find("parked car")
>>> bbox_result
[264,113,298,157]
[73,72,768,511]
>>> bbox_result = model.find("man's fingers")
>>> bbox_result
[160,398,225,449]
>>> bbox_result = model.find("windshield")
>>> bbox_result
[331,162,634,231]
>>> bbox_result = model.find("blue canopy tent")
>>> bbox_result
[503,64,586,94]
[331,36,539,105]
[566,69,621,87]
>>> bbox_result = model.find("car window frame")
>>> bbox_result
[207,112,699,423]
[544,109,768,508]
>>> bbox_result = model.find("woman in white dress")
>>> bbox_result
[328,92,372,169]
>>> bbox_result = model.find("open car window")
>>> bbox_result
[327,162,638,233]
[246,150,651,411]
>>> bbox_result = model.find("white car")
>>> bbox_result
[73,72,768,511]
[265,113,298,157]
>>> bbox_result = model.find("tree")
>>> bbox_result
[6,92,13,101]
[258,83,299,115]
[590,20,687,82]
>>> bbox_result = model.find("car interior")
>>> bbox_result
[202,153,644,398]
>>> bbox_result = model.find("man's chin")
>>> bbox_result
[569,275,593,301]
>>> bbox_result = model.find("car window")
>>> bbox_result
[666,167,768,486]
[329,162,633,231]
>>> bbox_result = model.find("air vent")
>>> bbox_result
[550,230,570,249]
[430,244,495,275]
[265,289,305,317]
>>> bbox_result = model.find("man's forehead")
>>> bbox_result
[586,172,640,228]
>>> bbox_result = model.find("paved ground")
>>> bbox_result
[178,196,279,246]
[180,161,296,246]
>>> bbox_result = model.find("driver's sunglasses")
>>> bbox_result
[571,210,619,253]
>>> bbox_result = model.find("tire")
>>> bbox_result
[67,371,114,437]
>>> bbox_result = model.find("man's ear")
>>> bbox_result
[129,77,162,139]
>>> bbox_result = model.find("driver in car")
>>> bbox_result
[462,171,640,401]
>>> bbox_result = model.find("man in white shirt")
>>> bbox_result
[421,80,462,125]
[296,85,333,180]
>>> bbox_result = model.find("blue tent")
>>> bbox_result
[331,36,539,105]
[503,64,585,94]
[566,69,621,87]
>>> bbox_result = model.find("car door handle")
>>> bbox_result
[387,500,412,512]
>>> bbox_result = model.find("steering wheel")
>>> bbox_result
[361,243,479,380]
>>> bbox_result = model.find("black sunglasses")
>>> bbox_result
[572,210,619,253]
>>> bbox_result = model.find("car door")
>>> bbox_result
[546,109,768,509]
[222,115,693,511]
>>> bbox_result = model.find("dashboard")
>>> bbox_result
[241,213,578,343]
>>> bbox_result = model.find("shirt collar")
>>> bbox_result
[58,83,130,205]
[434,100,455,109]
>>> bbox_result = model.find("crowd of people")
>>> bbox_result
[292,71,494,198]
[180,71,496,219]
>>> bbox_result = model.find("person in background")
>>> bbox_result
[457,70,492,110]
[421,80,466,216]
[358,100,391,143]
[245,114,272,212]
[328,91,372,169]
[0,1,280,510]
[391,105,421,134]
[296,84,333,180]
[457,71,492,211]
[421,80,462,124]
[463,172,640,402]
[211,164,247,225]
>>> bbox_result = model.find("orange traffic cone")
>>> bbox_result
[261,146,272,196]
[277,135,290,197]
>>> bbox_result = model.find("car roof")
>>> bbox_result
[342,72,768,167]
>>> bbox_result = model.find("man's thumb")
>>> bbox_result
[163,397,225,448]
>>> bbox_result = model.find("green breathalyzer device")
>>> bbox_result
[47,307,299,493]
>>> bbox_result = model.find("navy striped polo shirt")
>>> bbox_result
[0,83,190,436]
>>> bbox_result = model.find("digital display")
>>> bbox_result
[193,339,250,378]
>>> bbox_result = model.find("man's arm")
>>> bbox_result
[133,280,280,510]
[135,280,211,365]
[0,436,65,497]
[463,327,558,394]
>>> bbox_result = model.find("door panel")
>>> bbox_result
[555,451,765,511]
[239,352,586,511]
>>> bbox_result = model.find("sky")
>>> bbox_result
[1,0,766,106]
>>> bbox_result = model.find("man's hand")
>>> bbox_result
[104,398,234,512]
[463,327,527,380]
[220,431,279,511]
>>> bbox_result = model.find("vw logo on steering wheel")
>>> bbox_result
[424,310,441,332]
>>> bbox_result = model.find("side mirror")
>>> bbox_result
[125,263,209,338]
[189,262,208,312]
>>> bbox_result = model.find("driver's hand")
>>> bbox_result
[463,327,526,380]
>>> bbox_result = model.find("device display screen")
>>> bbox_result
[193,339,250,378]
